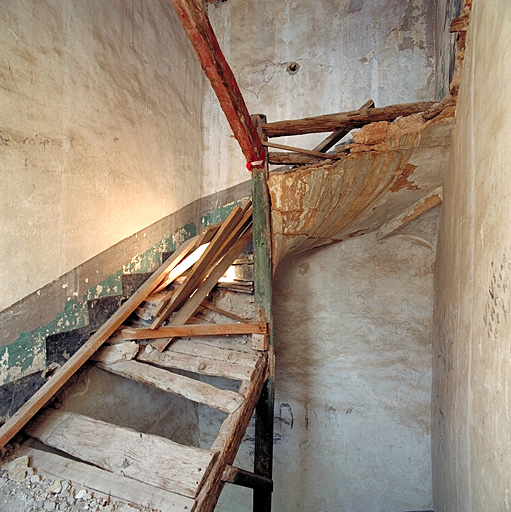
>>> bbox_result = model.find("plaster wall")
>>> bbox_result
[212,213,438,512]
[432,2,511,510]
[0,0,204,310]
[201,1,437,510]
[203,0,436,196]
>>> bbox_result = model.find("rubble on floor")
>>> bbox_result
[0,443,158,512]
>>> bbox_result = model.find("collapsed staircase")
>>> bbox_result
[1,199,274,512]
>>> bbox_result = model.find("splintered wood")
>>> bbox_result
[25,410,217,498]
[15,196,266,512]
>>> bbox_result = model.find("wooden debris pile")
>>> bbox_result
[0,199,272,512]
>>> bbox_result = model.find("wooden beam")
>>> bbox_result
[122,322,268,340]
[377,187,443,240]
[97,360,244,413]
[222,465,274,491]
[25,410,217,498]
[262,101,435,137]
[0,236,201,449]
[193,356,269,512]
[312,99,375,152]
[251,114,275,511]
[152,227,253,352]
[268,152,324,166]
[261,141,340,160]
[168,0,264,162]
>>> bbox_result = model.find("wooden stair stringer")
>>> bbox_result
[193,354,269,512]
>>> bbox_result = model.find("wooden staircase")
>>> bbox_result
[1,196,274,512]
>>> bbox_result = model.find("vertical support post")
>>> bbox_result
[251,114,274,512]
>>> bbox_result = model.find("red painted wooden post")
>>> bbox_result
[168,0,265,163]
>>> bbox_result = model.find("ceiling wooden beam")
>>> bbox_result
[169,0,264,163]
[262,101,435,138]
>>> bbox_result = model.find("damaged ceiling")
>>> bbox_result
[268,103,454,267]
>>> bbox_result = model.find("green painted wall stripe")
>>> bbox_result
[0,203,243,387]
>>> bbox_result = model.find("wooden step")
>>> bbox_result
[96,359,244,413]
[18,440,195,511]
[24,410,218,499]
[162,337,259,367]
[137,346,257,381]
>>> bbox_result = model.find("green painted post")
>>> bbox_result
[251,114,274,512]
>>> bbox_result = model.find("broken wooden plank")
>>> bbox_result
[312,99,375,152]
[137,348,256,381]
[122,322,267,340]
[90,341,139,364]
[262,101,435,137]
[268,152,325,166]
[97,360,244,413]
[0,234,202,449]
[222,464,274,491]
[152,202,251,327]
[377,186,443,240]
[18,441,195,511]
[24,410,217,498]
[200,301,251,324]
[194,355,269,512]
[168,0,265,163]
[261,140,340,159]
[167,338,259,366]
[152,234,214,295]
[152,227,254,352]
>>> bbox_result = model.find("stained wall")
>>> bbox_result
[203,1,438,510]
[0,0,204,311]
[432,1,511,510]
[203,0,436,195]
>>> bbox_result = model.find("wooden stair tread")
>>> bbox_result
[24,410,217,499]
[96,359,244,413]
[136,346,257,382]
[167,337,259,367]
[18,441,195,511]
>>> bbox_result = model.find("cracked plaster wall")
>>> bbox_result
[433,2,511,510]
[203,0,436,196]
[203,1,437,510]
[0,0,204,311]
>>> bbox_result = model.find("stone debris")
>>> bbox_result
[0,443,161,512]
[3,455,29,483]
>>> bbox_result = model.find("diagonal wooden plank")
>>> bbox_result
[137,347,257,381]
[193,355,269,512]
[200,301,252,323]
[152,202,251,328]
[24,410,217,498]
[168,0,264,163]
[152,227,253,352]
[0,234,202,449]
[97,360,244,414]
[261,140,340,159]
[312,99,375,152]
[377,186,443,240]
